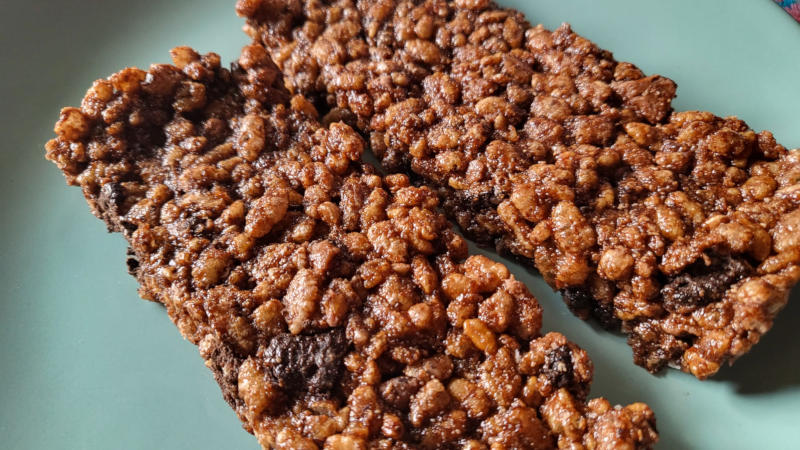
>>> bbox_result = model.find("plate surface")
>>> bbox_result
[1,1,798,449]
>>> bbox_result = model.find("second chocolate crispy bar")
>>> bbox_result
[239,0,800,379]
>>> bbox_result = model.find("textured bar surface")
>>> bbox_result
[46,44,658,448]
[240,0,800,379]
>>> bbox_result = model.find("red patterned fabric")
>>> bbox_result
[775,0,800,22]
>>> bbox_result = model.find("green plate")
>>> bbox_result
[1,1,798,448]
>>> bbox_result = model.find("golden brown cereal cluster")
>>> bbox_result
[240,0,800,379]
[46,44,657,448]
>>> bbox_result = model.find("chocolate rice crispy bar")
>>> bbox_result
[46,44,658,449]
[239,0,800,379]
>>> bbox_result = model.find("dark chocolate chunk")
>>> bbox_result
[629,322,689,373]
[541,345,575,391]
[263,329,348,396]
[661,255,753,315]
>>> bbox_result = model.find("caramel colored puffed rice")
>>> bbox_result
[46,44,657,448]
[240,0,800,379]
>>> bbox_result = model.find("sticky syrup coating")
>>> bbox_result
[46,44,657,449]
[239,0,800,379]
